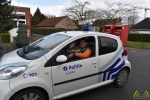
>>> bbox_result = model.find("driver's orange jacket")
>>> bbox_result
[75,48,91,58]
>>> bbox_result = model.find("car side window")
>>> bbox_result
[98,36,118,55]
[44,36,96,67]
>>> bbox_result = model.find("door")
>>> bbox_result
[97,36,124,83]
[51,36,99,95]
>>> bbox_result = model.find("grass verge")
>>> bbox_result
[126,41,150,49]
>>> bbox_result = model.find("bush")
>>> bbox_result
[128,34,150,42]
[32,28,72,35]
[0,33,10,43]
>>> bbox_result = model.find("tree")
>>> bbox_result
[16,24,29,48]
[30,13,32,18]
[93,2,140,31]
[31,8,47,27]
[62,0,99,27]
[0,0,15,33]
[124,10,140,27]
[62,0,91,20]
[62,1,140,31]
[100,2,135,21]
[46,14,55,18]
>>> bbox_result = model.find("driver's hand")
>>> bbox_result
[67,53,74,58]
[71,49,77,53]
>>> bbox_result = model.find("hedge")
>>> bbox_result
[0,33,10,43]
[32,28,72,35]
[128,34,150,42]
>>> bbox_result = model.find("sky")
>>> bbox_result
[11,0,150,22]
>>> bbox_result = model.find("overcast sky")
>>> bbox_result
[11,0,150,22]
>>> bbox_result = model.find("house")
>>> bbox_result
[9,6,31,42]
[130,17,150,34]
[36,16,78,30]
[92,18,121,31]
[92,18,121,27]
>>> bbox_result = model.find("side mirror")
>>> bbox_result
[56,55,67,63]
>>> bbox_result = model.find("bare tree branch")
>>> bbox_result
[61,0,91,21]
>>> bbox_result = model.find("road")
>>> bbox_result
[61,49,150,100]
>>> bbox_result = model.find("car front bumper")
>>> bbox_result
[0,80,14,100]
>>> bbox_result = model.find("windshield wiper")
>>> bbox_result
[23,46,29,54]
[17,48,25,57]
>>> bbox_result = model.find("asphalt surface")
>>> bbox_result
[61,49,150,100]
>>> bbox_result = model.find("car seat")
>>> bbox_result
[87,42,95,57]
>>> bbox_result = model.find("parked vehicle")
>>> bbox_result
[0,31,131,100]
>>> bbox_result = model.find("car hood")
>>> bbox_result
[0,50,31,70]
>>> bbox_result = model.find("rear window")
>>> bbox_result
[98,36,118,55]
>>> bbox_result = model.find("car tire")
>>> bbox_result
[114,68,129,88]
[12,89,46,100]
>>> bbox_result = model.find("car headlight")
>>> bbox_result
[0,66,27,80]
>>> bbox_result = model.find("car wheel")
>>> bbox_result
[12,89,46,100]
[114,68,129,88]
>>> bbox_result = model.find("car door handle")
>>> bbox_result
[92,61,97,65]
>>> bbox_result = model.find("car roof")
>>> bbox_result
[56,31,119,39]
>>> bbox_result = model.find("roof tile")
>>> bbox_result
[130,17,150,30]
[36,16,68,27]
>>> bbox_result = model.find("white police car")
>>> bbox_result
[0,31,131,100]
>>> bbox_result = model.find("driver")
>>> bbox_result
[75,39,91,58]
[66,39,92,60]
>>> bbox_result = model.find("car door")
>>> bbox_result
[50,36,99,95]
[97,36,124,83]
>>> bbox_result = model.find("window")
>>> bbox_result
[20,16,25,19]
[19,21,25,24]
[17,34,71,60]
[14,15,25,19]
[98,36,118,55]
[45,36,96,67]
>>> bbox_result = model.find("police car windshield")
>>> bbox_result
[17,34,71,60]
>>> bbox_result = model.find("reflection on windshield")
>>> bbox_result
[17,34,71,60]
